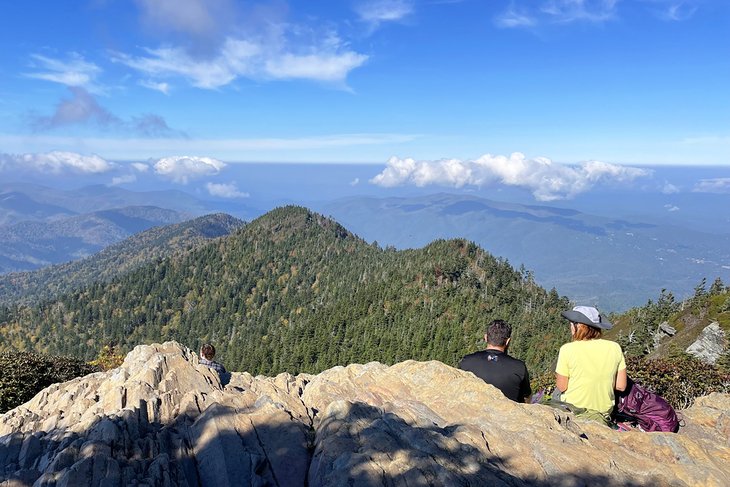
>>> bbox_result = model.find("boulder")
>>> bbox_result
[686,322,727,364]
[1,341,729,486]
[653,321,677,350]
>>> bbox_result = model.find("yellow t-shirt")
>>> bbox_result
[555,339,626,415]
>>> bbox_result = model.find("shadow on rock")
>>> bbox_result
[1,398,660,487]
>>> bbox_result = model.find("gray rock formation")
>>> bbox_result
[685,322,727,364]
[653,320,677,350]
[1,341,730,486]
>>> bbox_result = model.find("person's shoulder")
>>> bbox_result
[503,353,526,365]
[559,341,576,352]
[459,350,487,365]
[597,339,622,350]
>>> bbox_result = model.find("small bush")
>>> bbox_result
[0,350,99,414]
[88,345,125,371]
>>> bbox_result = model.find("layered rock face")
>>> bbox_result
[1,342,729,486]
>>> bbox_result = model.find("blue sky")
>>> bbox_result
[0,0,729,201]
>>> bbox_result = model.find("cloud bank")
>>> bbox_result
[0,151,114,174]
[370,152,651,201]
[153,156,225,184]
[205,182,249,198]
[693,178,730,194]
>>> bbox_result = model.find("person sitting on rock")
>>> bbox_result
[199,343,228,383]
[554,305,627,425]
[458,319,532,403]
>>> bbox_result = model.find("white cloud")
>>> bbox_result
[355,0,415,24]
[495,8,537,28]
[350,178,360,186]
[641,0,699,21]
[499,0,703,27]
[205,182,249,198]
[265,52,369,83]
[153,155,225,184]
[370,152,651,201]
[114,34,368,88]
[693,178,730,194]
[496,0,619,28]
[131,162,150,172]
[0,151,114,174]
[111,174,137,185]
[25,53,102,92]
[663,2,698,20]
[139,80,171,94]
[664,204,680,212]
[541,0,619,22]
[661,181,680,194]
[116,2,369,90]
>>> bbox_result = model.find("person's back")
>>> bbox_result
[556,338,624,414]
[199,343,228,383]
[458,319,531,403]
[555,306,627,424]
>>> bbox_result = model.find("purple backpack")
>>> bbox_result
[614,378,680,433]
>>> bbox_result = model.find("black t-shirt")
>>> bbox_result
[458,349,532,403]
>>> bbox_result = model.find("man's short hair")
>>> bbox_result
[486,319,512,347]
[201,343,216,360]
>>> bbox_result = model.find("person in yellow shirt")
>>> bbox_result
[554,306,627,425]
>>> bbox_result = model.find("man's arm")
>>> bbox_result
[521,366,532,403]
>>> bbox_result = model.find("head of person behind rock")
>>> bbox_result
[199,343,229,384]
[458,319,532,403]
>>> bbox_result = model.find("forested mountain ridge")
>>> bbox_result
[0,206,570,377]
[0,213,244,306]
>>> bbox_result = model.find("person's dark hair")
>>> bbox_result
[200,343,216,360]
[486,319,512,347]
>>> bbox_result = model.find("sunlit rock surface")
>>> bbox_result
[2,341,729,486]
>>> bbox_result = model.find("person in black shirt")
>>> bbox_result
[458,319,532,403]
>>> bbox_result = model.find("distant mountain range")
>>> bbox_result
[314,194,730,311]
[0,183,255,274]
[0,205,191,273]
[0,213,244,306]
[0,183,211,224]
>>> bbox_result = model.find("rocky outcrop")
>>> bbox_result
[686,322,727,364]
[1,341,730,486]
[653,321,676,350]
